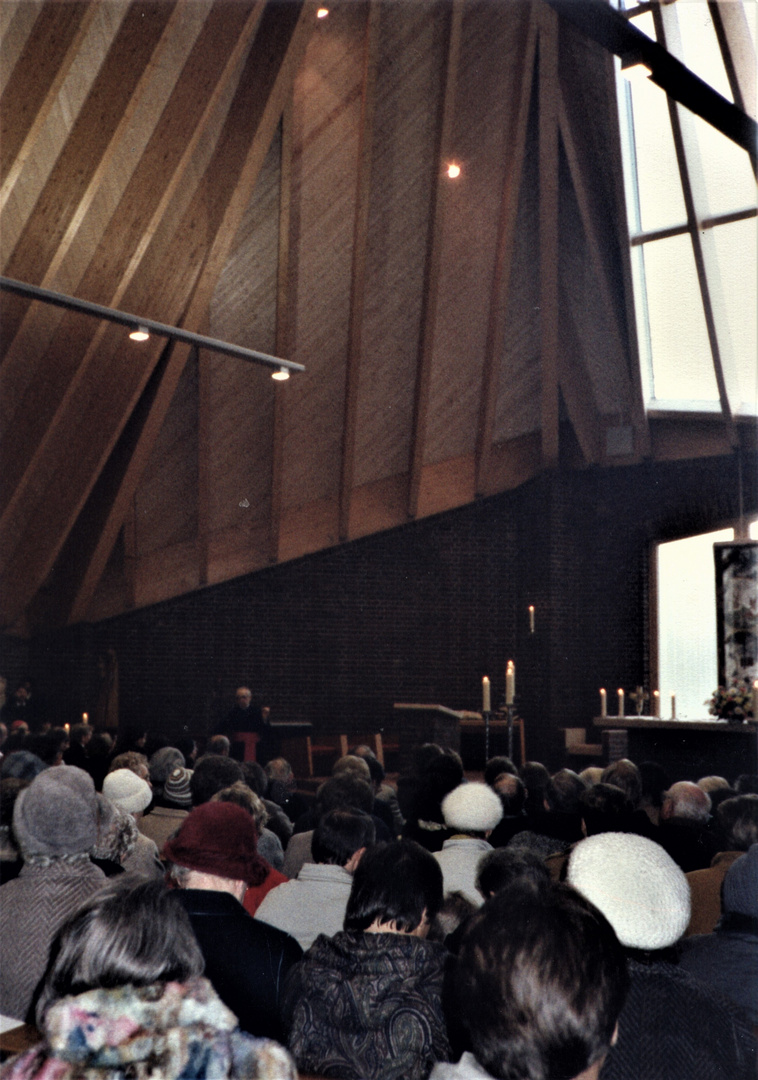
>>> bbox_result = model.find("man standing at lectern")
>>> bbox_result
[216,686,270,762]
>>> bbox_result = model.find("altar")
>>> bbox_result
[591,716,757,778]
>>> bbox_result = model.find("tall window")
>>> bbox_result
[615,1,757,418]
[657,519,758,719]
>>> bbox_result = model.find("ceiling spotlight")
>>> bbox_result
[271,366,290,381]
[317,7,329,18]
[129,325,150,341]
[446,163,461,179]
[621,60,652,85]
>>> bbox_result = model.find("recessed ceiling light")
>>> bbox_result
[317,7,329,18]
[446,163,461,179]
[271,366,290,381]
[129,326,149,341]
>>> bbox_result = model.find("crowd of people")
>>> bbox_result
[0,706,756,1080]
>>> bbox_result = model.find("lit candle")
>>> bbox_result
[617,689,624,717]
[752,680,758,720]
[506,661,515,705]
[528,606,535,634]
[599,688,607,718]
[652,690,660,718]
[482,676,491,713]
[64,723,70,734]
[671,693,676,720]
[82,712,88,723]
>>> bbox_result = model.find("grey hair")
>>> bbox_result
[36,876,203,1026]
[211,781,269,830]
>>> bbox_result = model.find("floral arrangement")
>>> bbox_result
[705,679,754,720]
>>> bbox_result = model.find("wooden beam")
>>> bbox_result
[537,2,560,468]
[654,4,737,447]
[271,100,296,564]
[556,292,602,465]
[0,1,265,545]
[64,1,312,626]
[197,342,212,587]
[339,0,380,541]
[475,7,537,495]
[408,0,464,519]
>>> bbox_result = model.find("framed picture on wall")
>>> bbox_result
[714,540,758,687]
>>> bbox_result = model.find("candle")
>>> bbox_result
[506,661,515,705]
[617,688,624,717]
[64,723,70,734]
[652,690,660,718]
[599,688,607,718]
[82,712,88,723]
[752,680,758,720]
[482,676,491,713]
[671,693,676,720]
[528,606,535,634]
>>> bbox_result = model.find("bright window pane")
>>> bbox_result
[643,234,720,402]
[687,109,758,218]
[658,528,734,719]
[625,74,686,232]
[710,218,758,414]
[675,2,733,101]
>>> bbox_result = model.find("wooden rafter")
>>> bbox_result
[407,0,464,519]
[537,2,560,468]
[339,0,381,541]
[557,291,602,464]
[475,7,538,496]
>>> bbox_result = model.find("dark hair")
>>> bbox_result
[36,876,204,1026]
[312,808,375,866]
[601,760,642,809]
[475,847,551,900]
[401,749,464,824]
[206,735,231,756]
[350,746,385,784]
[545,770,585,815]
[493,773,526,816]
[27,730,69,766]
[717,794,758,850]
[241,760,268,796]
[344,839,443,933]
[315,774,374,817]
[484,756,518,786]
[638,761,669,808]
[579,783,633,837]
[519,762,550,815]
[735,774,758,795]
[190,754,243,806]
[456,884,629,1080]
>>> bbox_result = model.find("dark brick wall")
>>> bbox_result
[22,451,757,769]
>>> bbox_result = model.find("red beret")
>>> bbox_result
[162,802,268,886]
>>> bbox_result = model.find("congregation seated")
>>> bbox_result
[350,744,405,835]
[656,780,716,871]
[240,760,294,846]
[265,756,311,824]
[101,769,162,878]
[282,772,380,878]
[434,783,503,906]
[257,808,376,949]
[507,768,585,858]
[189,753,244,805]
[684,793,758,934]
[398,745,464,852]
[486,772,527,847]
[2,876,296,1080]
[284,839,451,1079]
[138,764,193,849]
[163,801,302,1043]
[209,780,288,914]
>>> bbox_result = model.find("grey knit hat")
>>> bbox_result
[103,769,152,814]
[442,782,503,833]
[723,843,758,918]
[13,765,99,858]
[567,832,691,950]
[164,766,193,808]
[149,746,185,786]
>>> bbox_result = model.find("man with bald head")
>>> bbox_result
[658,780,715,871]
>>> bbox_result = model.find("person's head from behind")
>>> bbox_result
[312,808,375,870]
[190,754,243,805]
[344,839,444,937]
[716,794,758,851]
[206,734,231,757]
[492,773,526,816]
[600,760,642,810]
[578,784,633,837]
[545,770,585,815]
[484,756,518,787]
[332,754,371,783]
[315,773,374,818]
[36,876,204,1026]
[455,883,628,1080]
[163,801,269,898]
[475,847,551,901]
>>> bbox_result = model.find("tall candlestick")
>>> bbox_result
[528,606,535,634]
[617,688,624,717]
[599,688,607,718]
[482,676,491,713]
[652,690,660,718]
[670,693,676,720]
[506,661,515,705]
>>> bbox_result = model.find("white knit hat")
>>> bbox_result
[567,832,691,950]
[442,782,503,833]
[103,768,152,814]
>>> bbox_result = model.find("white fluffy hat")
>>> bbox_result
[103,768,152,815]
[442,782,503,833]
[567,832,691,950]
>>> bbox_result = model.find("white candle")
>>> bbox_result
[617,689,624,717]
[599,688,607,718]
[506,661,515,705]
[64,723,70,734]
[82,712,88,723]
[752,680,758,720]
[671,693,676,719]
[528,606,535,634]
[482,676,491,713]
[652,690,660,718]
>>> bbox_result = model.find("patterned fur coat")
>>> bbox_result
[283,930,451,1079]
[0,978,296,1079]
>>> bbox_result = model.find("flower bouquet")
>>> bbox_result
[705,679,754,720]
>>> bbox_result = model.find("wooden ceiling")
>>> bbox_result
[0,0,737,636]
